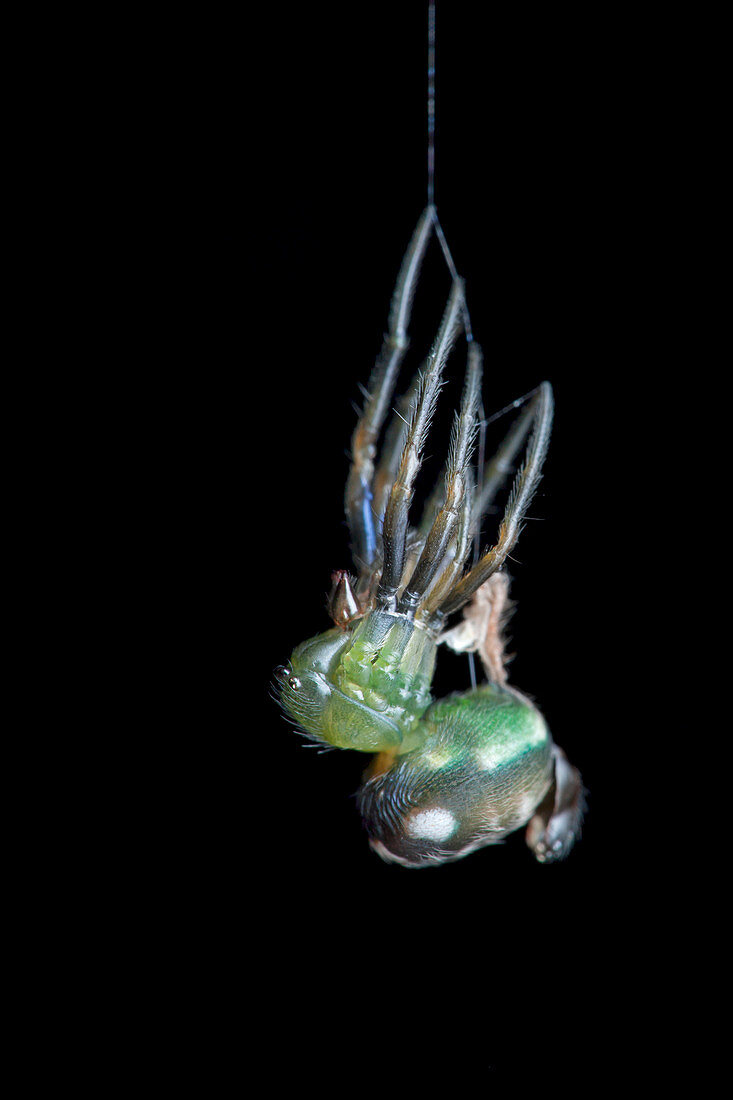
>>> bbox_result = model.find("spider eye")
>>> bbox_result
[288,675,301,690]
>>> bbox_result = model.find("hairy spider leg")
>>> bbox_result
[414,464,475,619]
[345,206,435,575]
[433,382,554,621]
[377,280,464,611]
[470,388,548,537]
[371,368,422,541]
[397,342,482,615]
[414,385,549,621]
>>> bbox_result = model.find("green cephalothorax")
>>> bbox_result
[279,611,437,754]
[275,203,585,868]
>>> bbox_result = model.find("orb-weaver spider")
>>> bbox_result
[275,204,584,867]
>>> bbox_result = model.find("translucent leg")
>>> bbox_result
[377,280,464,610]
[398,342,482,615]
[435,382,554,619]
[345,206,435,571]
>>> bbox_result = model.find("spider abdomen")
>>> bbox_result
[357,685,554,867]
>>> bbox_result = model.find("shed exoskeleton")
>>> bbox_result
[276,206,584,867]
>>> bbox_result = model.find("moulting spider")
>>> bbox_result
[275,0,584,867]
[275,202,584,868]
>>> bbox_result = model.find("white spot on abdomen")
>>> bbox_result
[476,744,506,771]
[406,807,457,841]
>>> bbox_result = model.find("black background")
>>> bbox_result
[152,0,685,1076]
[236,10,637,892]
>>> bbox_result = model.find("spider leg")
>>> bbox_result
[376,280,464,611]
[470,389,547,539]
[526,745,585,862]
[370,368,421,541]
[432,382,554,621]
[397,342,482,615]
[345,206,435,573]
[425,387,547,631]
[414,467,474,618]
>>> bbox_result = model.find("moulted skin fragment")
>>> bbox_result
[275,205,585,868]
